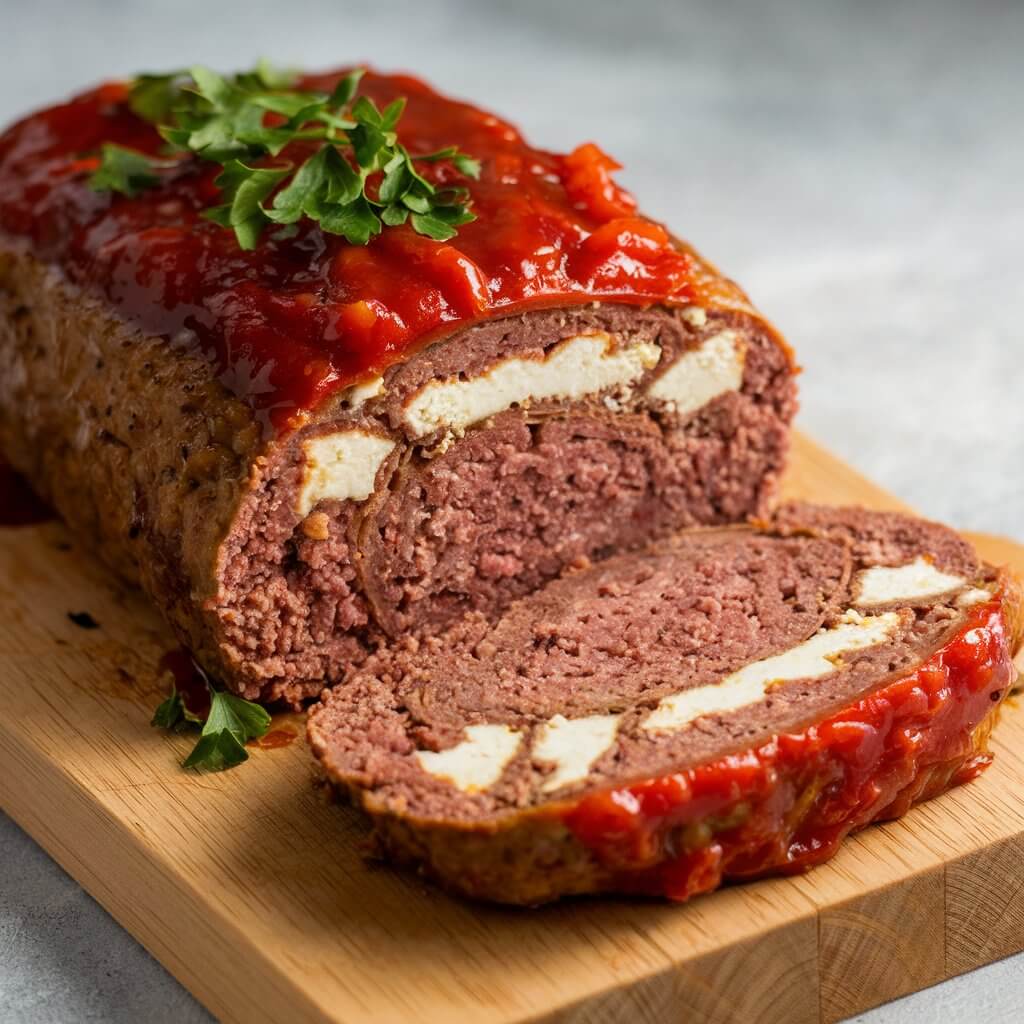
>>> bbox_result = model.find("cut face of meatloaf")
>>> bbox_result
[307,505,1024,904]
[0,249,794,704]
[0,69,796,703]
[215,303,794,698]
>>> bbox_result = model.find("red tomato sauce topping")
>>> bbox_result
[0,70,750,429]
[564,598,1016,901]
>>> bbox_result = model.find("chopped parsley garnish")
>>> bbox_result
[152,677,271,772]
[88,143,164,197]
[150,689,188,730]
[88,62,480,250]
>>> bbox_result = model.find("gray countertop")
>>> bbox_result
[2,0,1022,1020]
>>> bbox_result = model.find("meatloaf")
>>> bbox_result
[0,69,796,702]
[308,504,1024,904]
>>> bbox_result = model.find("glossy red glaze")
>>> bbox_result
[0,461,54,526]
[565,599,1015,901]
[0,70,745,429]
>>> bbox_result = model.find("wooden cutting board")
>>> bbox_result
[1,432,1022,1024]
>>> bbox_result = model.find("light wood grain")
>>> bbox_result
[0,432,1021,1024]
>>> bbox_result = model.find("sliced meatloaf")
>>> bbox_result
[308,505,1024,904]
[0,69,796,702]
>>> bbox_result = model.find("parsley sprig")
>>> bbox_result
[89,63,481,250]
[152,673,271,772]
[89,143,169,196]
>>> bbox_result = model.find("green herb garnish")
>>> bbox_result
[152,678,271,772]
[88,143,163,196]
[181,691,272,771]
[88,62,480,250]
[150,688,187,730]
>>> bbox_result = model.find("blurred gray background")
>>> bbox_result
[1,0,1022,1021]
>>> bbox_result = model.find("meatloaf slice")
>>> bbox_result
[307,504,1024,904]
[214,302,794,698]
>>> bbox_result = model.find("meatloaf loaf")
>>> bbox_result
[308,504,1024,904]
[0,69,795,703]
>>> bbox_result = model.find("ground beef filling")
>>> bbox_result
[309,506,993,821]
[363,352,791,636]
[215,306,795,700]
[215,468,372,692]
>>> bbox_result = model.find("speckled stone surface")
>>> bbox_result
[2,0,1022,1021]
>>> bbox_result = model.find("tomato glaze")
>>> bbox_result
[564,599,1016,902]
[0,71,752,430]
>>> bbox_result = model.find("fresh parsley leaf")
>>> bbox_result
[409,200,476,241]
[329,69,365,108]
[267,146,360,227]
[417,146,482,181]
[182,729,249,772]
[319,194,382,246]
[151,689,185,730]
[401,192,431,214]
[92,62,481,250]
[380,204,409,227]
[452,154,482,179]
[410,211,462,242]
[189,65,237,111]
[128,71,190,123]
[151,680,271,772]
[238,57,299,92]
[150,678,207,733]
[202,160,290,251]
[88,143,162,196]
[206,690,273,744]
[182,691,271,771]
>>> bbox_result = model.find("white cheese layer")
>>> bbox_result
[402,332,661,438]
[342,375,385,408]
[533,713,621,793]
[415,724,522,792]
[643,611,902,733]
[646,330,745,416]
[854,557,965,606]
[958,588,992,608]
[297,430,396,516]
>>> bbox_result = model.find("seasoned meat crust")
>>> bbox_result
[0,243,795,701]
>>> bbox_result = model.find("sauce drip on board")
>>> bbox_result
[0,70,754,430]
[0,461,54,527]
[564,598,1016,901]
[250,727,299,750]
